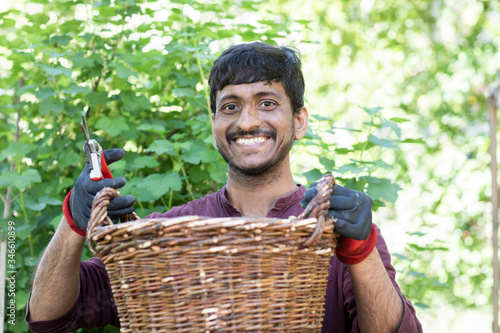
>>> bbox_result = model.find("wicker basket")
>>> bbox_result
[87,174,338,332]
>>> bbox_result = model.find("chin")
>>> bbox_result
[233,165,271,176]
[230,157,284,176]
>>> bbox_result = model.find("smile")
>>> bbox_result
[234,136,269,145]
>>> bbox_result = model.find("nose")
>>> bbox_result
[236,105,262,131]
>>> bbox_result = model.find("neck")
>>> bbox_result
[225,155,298,217]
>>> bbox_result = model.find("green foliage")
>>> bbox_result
[275,0,499,327]
[294,106,417,210]
[0,0,309,332]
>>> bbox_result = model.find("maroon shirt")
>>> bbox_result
[27,185,422,332]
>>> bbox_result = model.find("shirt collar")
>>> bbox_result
[217,184,305,217]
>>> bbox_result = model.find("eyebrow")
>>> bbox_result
[217,91,283,108]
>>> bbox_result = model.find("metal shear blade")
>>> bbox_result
[79,115,103,180]
[81,116,91,144]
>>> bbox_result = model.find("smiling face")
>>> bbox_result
[212,81,308,177]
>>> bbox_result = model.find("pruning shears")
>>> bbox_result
[80,115,109,181]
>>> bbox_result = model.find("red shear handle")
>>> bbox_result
[100,154,113,179]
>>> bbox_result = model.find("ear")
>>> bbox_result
[211,113,217,148]
[294,107,309,140]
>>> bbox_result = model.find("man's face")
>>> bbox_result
[211,81,308,176]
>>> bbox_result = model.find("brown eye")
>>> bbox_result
[222,104,237,111]
[261,101,276,108]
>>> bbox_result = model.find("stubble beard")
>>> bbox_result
[217,125,296,188]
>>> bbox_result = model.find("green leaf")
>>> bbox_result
[180,142,218,164]
[311,114,331,121]
[59,19,83,34]
[35,87,57,100]
[135,172,182,201]
[0,169,41,191]
[382,119,401,138]
[414,302,430,310]
[331,126,361,133]
[27,13,49,25]
[95,117,129,137]
[146,139,175,156]
[360,106,382,115]
[109,61,137,79]
[408,270,427,278]
[392,253,410,261]
[41,64,72,77]
[303,168,324,184]
[70,52,94,68]
[58,151,81,168]
[137,123,166,133]
[25,199,46,211]
[39,98,64,115]
[352,159,393,169]
[335,148,351,154]
[15,84,37,96]
[86,91,108,107]
[366,178,402,203]
[352,141,374,151]
[389,117,410,123]
[63,84,91,95]
[408,243,427,251]
[98,6,117,17]
[15,290,29,311]
[401,138,425,144]
[168,119,187,130]
[0,18,16,28]
[0,142,37,160]
[49,34,72,46]
[0,172,13,187]
[132,155,160,169]
[49,213,63,230]
[207,161,227,184]
[22,168,42,186]
[15,222,34,241]
[368,134,398,148]
[319,156,335,171]
[337,163,366,174]
[174,73,200,87]
[172,88,194,97]
[120,91,151,113]
[40,196,63,206]
[373,160,393,169]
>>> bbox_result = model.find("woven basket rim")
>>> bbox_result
[90,215,327,242]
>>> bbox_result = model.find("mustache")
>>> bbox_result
[226,129,276,142]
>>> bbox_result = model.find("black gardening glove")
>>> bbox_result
[63,148,136,235]
[301,181,377,265]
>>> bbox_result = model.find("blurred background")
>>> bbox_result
[0,0,498,332]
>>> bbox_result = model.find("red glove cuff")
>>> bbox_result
[62,190,86,236]
[335,224,377,265]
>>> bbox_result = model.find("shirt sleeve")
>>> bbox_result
[26,257,119,333]
[342,225,423,333]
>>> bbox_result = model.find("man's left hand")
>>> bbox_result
[301,182,377,265]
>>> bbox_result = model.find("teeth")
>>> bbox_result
[235,137,268,145]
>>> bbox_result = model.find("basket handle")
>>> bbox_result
[87,187,139,257]
[298,174,336,247]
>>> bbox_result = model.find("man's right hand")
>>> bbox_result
[66,148,136,235]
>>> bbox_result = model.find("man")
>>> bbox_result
[27,42,422,332]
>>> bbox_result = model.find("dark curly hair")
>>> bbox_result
[208,42,305,115]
